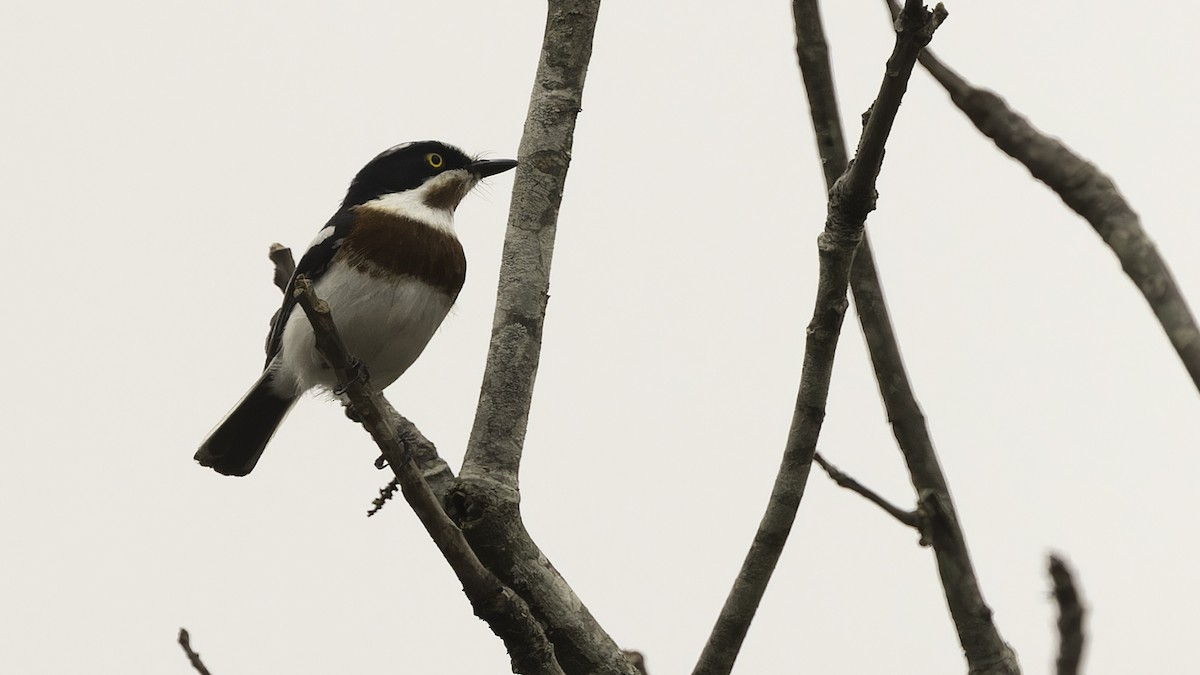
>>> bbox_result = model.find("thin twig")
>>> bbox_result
[795,3,1020,673]
[692,6,946,675]
[178,628,213,675]
[367,478,400,517]
[813,452,917,527]
[292,276,564,675]
[884,0,1200,394]
[1048,555,1086,675]
[265,244,298,357]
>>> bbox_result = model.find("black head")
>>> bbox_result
[341,140,517,210]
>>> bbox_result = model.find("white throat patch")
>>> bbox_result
[359,169,477,234]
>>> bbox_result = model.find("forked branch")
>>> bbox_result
[291,277,563,675]
[692,5,946,674]
[450,2,641,674]
[794,3,1020,673]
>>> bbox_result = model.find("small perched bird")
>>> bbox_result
[196,141,517,476]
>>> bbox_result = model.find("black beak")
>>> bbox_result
[469,158,518,178]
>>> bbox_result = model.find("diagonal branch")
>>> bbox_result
[813,452,918,528]
[885,0,1200,394]
[292,277,563,675]
[178,628,213,675]
[266,245,456,507]
[692,6,946,675]
[364,401,458,516]
[793,3,1020,673]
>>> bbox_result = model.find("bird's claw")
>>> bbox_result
[375,429,414,470]
[334,358,369,396]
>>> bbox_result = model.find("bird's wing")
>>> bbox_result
[263,209,354,367]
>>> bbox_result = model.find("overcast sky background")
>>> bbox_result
[3,1,1198,673]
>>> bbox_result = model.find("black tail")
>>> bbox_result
[196,372,297,476]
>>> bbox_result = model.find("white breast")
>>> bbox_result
[271,264,455,396]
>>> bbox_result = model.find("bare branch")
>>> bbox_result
[451,2,640,674]
[265,244,298,357]
[885,0,1200,393]
[1049,555,1086,675]
[813,452,918,528]
[854,250,1021,675]
[462,0,601,486]
[692,7,946,675]
[910,491,1018,674]
[178,628,213,675]
[367,477,399,517]
[268,243,295,291]
[791,0,848,187]
[795,3,1020,673]
[292,277,564,675]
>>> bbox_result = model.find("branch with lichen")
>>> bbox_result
[692,5,947,674]
[445,2,640,674]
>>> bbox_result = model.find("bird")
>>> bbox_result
[196,140,517,476]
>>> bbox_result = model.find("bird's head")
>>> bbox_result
[342,141,517,226]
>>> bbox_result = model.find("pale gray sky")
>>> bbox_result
[3,2,1197,673]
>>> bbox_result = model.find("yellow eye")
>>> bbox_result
[426,152,443,168]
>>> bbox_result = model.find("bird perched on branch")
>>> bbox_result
[196,141,517,476]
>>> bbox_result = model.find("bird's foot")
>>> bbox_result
[334,358,369,396]
[374,429,414,470]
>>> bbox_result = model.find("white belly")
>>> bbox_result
[273,264,454,395]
